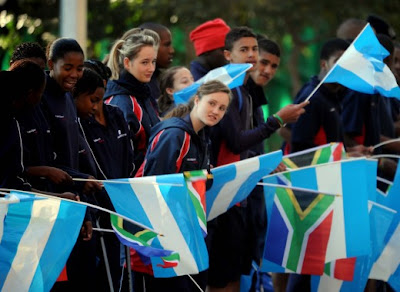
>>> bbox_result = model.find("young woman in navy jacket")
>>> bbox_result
[104,29,160,174]
[40,38,101,292]
[74,66,135,292]
[135,80,231,292]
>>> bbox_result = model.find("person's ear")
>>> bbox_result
[48,59,54,70]
[320,59,327,71]
[224,50,231,62]
[166,87,174,96]
[123,57,131,70]
[194,95,199,106]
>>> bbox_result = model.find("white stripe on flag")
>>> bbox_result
[325,197,346,262]
[274,196,293,268]
[337,44,397,91]
[316,163,346,262]
[130,177,198,275]
[316,275,343,292]
[370,223,400,281]
[208,157,260,220]
[198,67,233,85]
[2,198,60,291]
[315,163,343,195]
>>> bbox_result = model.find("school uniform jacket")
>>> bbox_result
[0,115,30,190]
[79,104,135,180]
[104,70,159,174]
[16,105,55,191]
[140,115,209,176]
[41,74,91,191]
[291,76,344,153]
[210,85,281,166]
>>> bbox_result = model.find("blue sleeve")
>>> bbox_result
[143,128,186,176]
[291,98,322,152]
[216,99,280,154]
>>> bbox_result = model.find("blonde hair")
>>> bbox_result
[107,28,160,80]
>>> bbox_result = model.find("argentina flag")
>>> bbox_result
[324,23,400,99]
[174,63,253,104]
[206,150,282,221]
[103,174,208,278]
[0,191,86,292]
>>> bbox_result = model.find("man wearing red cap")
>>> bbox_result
[189,18,231,81]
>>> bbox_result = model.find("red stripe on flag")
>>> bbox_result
[332,143,344,161]
[334,257,356,281]
[192,180,207,211]
[301,210,334,275]
[56,265,68,282]
[156,259,178,269]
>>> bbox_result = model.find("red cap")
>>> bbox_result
[189,18,230,56]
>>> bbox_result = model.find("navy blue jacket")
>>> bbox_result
[0,115,30,190]
[41,74,91,190]
[79,104,135,180]
[291,76,344,153]
[246,77,269,155]
[104,71,160,172]
[190,60,209,81]
[210,85,280,166]
[16,105,55,191]
[341,89,381,148]
[142,115,209,176]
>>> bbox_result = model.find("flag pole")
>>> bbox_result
[72,177,184,187]
[262,156,370,179]
[304,23,370,102]
[377,176,394,186]
[373,138,400,150]
[372,154,400,160]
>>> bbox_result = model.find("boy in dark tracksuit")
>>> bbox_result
[208,27,307,291]
[287,38,350,292]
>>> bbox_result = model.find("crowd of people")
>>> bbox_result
[1,13,399,292]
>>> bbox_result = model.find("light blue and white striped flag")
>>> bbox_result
[103,173,208,278]
[206,150,282,221]
[174,63,253,104]
[0,191,86,292]
[324,23,400,99]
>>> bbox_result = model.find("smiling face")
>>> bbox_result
[224,37,258,71]
[49,52,84,92]
[251,50,280,86]
[190,91,230,133]
[75,87,105,119]
[124,45,157,83]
